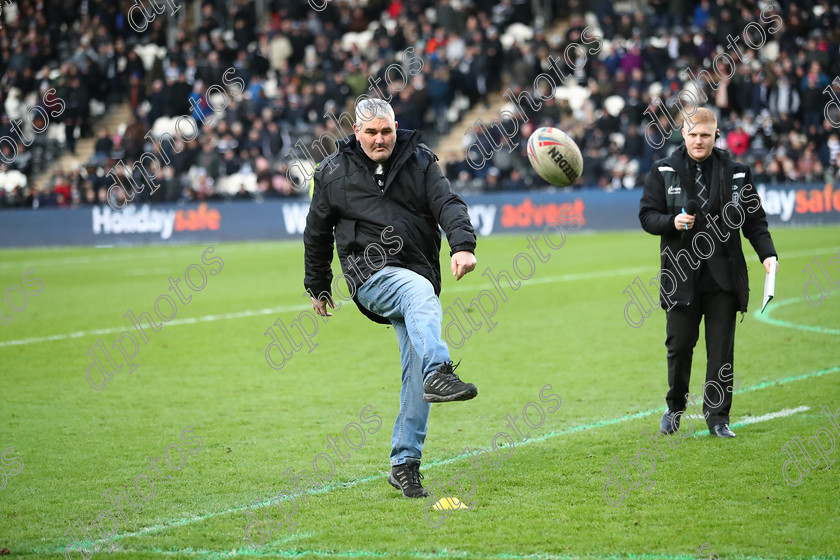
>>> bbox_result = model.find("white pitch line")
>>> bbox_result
[446,266,650,294]
[445,244,840,297]
[0,252,168,269]
[736,405,811,426]
[0,240,834,271]
[2,242,834,349]
[0,245,227,270]
[776,246,839,260]
[692,406,811,437]
[0,264,649,349]
[0,304,311,348]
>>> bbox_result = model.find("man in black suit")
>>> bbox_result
[639,107,778,438]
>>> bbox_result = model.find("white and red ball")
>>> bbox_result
[526,127,584,187]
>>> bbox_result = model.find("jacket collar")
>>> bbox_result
[671,145,733,208]
[340,128,421,183]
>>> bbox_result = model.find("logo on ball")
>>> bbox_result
[527,127,583,187]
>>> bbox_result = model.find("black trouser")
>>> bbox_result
[664,263,738,429]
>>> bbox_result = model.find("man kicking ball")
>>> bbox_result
[303,98,479,498]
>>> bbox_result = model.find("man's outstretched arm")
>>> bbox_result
[424,155,477,280]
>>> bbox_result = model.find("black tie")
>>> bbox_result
[695,163,709,210]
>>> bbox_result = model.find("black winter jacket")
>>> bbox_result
[304,129,476,324]
[639,145,777,312]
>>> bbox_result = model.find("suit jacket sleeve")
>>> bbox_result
[424,155,477,255]
[303,168,339,299]
[739,168,777,263]
[639,164,679,235]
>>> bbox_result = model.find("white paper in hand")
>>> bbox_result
[761,257,777,313]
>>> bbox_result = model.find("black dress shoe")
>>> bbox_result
[710,423,736,438]
[660,409,680,434]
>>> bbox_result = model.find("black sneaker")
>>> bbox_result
[423,361,478,403]
[388,458,429,498]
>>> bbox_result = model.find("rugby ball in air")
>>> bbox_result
[526,127,583,187]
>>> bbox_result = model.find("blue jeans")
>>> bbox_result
[356,266,450,466]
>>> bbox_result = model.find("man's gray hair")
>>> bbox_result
[355,98,395,127]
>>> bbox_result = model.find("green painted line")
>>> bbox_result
[35,364,840,557]
[60,545,840,560]
[735,365,839,393]
[753,292,840,335]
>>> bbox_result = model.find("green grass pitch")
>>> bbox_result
[1,225,838,559]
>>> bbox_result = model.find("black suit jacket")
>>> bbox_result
[639,146,777,312]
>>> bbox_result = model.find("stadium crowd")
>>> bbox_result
[0,0,133,208]
[456,0,840,192]
[1,0,839,210]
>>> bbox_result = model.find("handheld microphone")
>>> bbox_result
[682,199,699,240]
[685,199,699,216]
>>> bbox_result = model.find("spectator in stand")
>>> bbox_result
[797,146,823,182]
[3,0,839,209]
[800,62,830,129]
[727,126,750,158]
[753,159,771,184]
[768,76,801,122]
[93,128,113,165]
